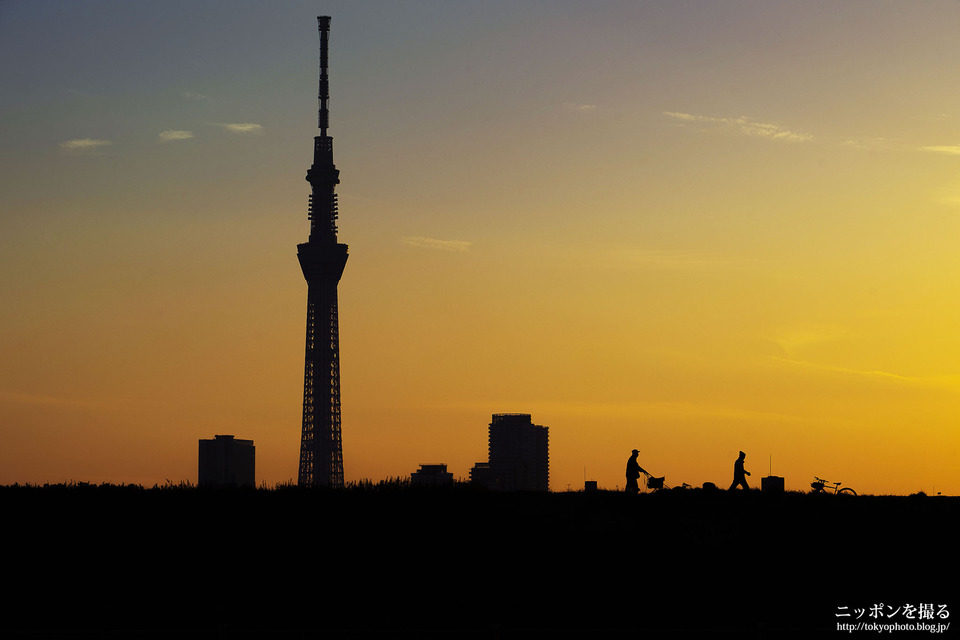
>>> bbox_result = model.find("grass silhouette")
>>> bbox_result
[3,482,956,638]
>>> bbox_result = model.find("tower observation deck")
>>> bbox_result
[297,16,347,487]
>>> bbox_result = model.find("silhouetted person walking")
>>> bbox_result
[729,451,751,490]
[625,449,648,494]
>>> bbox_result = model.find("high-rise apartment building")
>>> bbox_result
[470,413,549,491]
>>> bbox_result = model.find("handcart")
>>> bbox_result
[643,472,692,491]
[644,471,666,490]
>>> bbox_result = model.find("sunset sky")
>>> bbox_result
[3,0,960,495]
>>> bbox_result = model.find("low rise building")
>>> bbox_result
[198,434,255,488]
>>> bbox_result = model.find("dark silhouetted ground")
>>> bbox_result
[3,483,956,638]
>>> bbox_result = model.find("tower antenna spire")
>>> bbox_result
[318,16,330,135]
[297,15,347,488]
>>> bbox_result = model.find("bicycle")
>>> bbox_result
[810,476,857,496]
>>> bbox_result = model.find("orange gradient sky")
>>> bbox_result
[2,1,960,494]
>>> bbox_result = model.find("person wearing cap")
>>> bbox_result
[728,450,751,491]
[625,449,647,494]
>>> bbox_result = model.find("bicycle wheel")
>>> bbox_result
[838,487,857,496]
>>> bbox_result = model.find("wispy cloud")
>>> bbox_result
[839,137,890,150]
[442,397,809,426]
[770,323,848,358]
[59,138,111,153]
[563,102,597,112]
[0,390,144,411]
[603,248,753,271]
[768,324,960,390]
[664,111,812,143]
[771,356,945,387]
[925,179,960,207]
[182,90,209,102]
[918,146,960,205]
[920,145,960,156]
[216,123,264,134]
[401,236,472,252]
[159,130,194,142]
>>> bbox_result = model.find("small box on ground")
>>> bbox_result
[762,476,784,493]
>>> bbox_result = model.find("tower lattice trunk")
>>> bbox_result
[298,16,346,488]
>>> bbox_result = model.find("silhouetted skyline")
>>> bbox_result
[2,2,960,495]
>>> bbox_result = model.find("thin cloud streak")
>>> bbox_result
[430,397,810,426]
[0,390,148,411]
[562,102,597,112]
[840,137,890,150]
[216,123,264,134]
[602,248,755,271]
[771,357,960,391]
[59,138,111,152]
[401,236,472,252]
[664,111,812,143]
[159,130,194,142]
[182,91,209,102]
[770,324,848,357]
[920,145,960,155]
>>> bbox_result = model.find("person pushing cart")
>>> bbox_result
[625,449,648,494]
